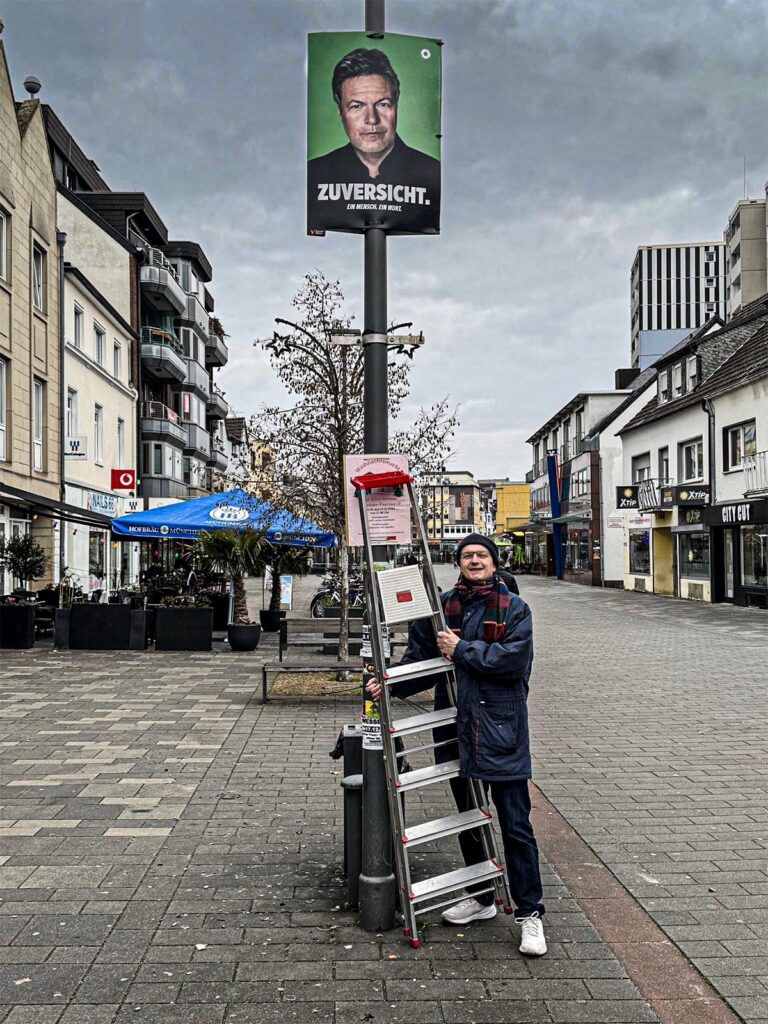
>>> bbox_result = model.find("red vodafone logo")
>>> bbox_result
[111,469,136,490]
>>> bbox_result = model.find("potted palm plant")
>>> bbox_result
[260,545,311,631]
[196,527,267,652]
[0,535,48,649]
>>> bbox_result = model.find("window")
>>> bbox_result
[66,388,78,436]
[0,357,6,460]
[94,323,105,365]
[73,303,84,348]
[32,245,45,311]
[686,356,697,392]
[679,437,704,482]
[679,534,710,580]
[672,363,683,398]
[0,209,7,281]
[117,418,125,466]
[32,378,44,470]
[632,452,651,483]
[742,524,768,588]
[658,447,669,482]
[629,530,650,575]
[94,404,103,464]
[658,369,670,404]
[724,420,757,471]
[113,341,121,380]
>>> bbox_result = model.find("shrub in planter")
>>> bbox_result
[0,600,36,649]
[196,528,269,653]
[155,594,213,652]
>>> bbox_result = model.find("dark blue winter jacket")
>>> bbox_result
[391,584,534,782]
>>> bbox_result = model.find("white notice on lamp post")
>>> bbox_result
[344,454,411,546]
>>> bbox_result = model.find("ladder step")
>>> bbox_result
[409,859,504,904]
[384,657,451,684]
[395,759,460,792]
[390,706,457,737]
[403,808,492,847]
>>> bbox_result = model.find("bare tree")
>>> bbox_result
[245,271,458,659]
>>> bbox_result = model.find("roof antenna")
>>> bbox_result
[23,75,42,98]
[743,156,747,199]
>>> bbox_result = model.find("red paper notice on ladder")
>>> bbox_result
[344,454,412,546]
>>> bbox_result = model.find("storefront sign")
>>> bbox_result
[674,485,710,506]
[65,435,87,459]
[681,507,704,526]
[616,486,639,510]
[111,469,136,490]
[703,499,768,526]
[660,485,675,508]
[607,513,625,529]
[86,491,118,516]
[307,31,442,236]
[626,512,653,529]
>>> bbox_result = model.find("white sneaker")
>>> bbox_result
[518,912,547,956]
[441,897,497,925]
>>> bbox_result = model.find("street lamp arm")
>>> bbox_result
[274,317,322,346]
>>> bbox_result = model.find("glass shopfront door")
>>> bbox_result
[724,530,735,600]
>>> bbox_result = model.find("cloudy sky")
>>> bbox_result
[5,0,767,478]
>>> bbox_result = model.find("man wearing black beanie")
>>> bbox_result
[366,534,546,957]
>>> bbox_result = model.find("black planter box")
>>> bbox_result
[155,607,213,651]
[0,605,36,649]
[70,604,132,650]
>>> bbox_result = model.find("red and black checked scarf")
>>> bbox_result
[443,574,510,644]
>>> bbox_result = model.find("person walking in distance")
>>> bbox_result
[366,533,546,956]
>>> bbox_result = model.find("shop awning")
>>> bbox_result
[0,481,113,530]
[550,511,592,525]
[672,523,707,534]
[111,488,335,546]
[517,520,552,532]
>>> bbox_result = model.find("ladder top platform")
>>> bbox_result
[350,470,414,490]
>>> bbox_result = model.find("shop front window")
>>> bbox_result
[629,530,650,575]
[742,524,768,588]
[88,530,106,593]
[564,528,590,573]
[679,533,710,579]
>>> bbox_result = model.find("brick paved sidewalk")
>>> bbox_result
[0,647,658,1024]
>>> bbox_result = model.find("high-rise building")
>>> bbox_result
[724,192,767,320]
[630,242,726,369]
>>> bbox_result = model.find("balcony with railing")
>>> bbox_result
[141,400,187,446]
[559,441,571,463]
[184,293,209,335]
[184,422,211,460]
[205,318,229,367]
[572,433,585,457]
[140,326,186,382]
[139,247,186,314]
[638,477,675,511]
[177,357,211,397]
[745,451,768,495]
[207,437,228,471]
[207,386,229,420]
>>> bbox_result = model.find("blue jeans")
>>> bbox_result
[449,774,545,918]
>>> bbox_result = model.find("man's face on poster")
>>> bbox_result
[338,73,397,160]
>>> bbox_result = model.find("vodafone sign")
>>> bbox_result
[111,469,136,490]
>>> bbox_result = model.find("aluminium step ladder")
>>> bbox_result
[351,468,513,948]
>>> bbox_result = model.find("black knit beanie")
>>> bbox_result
[454,533,500,567]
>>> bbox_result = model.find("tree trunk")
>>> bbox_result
[338,538,349,663]
[232,573,250,624]
[269,555,282,613]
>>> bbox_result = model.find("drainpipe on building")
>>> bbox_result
[701,399,716,504]
[132,245,145,502]
[56,230,67,581]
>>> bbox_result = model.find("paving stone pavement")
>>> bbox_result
[0,635,658,1023]
[0,574,766,1023]
[517,575,768,1024]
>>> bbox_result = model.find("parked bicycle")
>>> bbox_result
[309,569,365,617]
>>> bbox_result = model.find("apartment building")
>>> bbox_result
[42,105,230,510]
[526,390,641,583]
[617,296,768,605]
[0,43,62,588]
[419,470,482,559]
[630,242,726,369]
[724,192,767,320]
